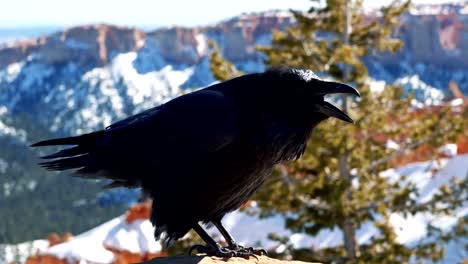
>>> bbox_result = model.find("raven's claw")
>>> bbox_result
[228,244,268,256]
[188,244,262,259]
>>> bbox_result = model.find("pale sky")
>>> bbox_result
[0,0,456,28]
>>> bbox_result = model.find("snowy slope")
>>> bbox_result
[1,240,49,264]
[0,51,195,136]
[42,216,160,264]
[0,46,451,141]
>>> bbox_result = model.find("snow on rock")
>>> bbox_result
[35,50,193,135]
[43,218,118,264]
[0,158,8,173]
[195,33,209,56]
[450,98,464,107]
[0,61,24,83]
[0,120,27,141]
[408,2,467,16]
[1,240,49,264]
[368,78,386,93]
[386,139,400,150]
[366,77,447,106]
[42,215,161,264]
[395,75,445,105]
[102,219,161,254]
[438,143,458,157]
[0,106,27,142]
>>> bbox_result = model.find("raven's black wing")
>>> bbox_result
[32,90,239,187]
[105,89,239,154]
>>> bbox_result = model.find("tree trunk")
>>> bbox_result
[340,1,357,260]
[339,155,357,260]
[342,217,357,260]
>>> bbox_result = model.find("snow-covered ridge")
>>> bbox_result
[43,216,161,264]
[0,106,27,142]
[408,1,467,15]
[0,43,460,140]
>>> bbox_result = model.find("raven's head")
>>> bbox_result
[260,66,360,124]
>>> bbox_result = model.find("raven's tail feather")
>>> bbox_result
[39,155,89,171]
[30,136,79,147]
[31,131,140,189]
[31,131,104,173]
[30,131,105,147]
[40,146,85,159]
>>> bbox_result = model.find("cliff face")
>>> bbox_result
[202,12,295,61]
[0,12,294,70]
[1,3,467,71]
[387,3,468,69]
[0,24,145,69]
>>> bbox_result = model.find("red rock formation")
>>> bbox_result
[389,99,467,167]
[46,232,74,247]
[24,202,160,264]
[125,201,152,223]
[25,232,75,264]
[148,27,202,64]
[25,255,72,264]
[438,13,463,50]
[204,12,295,61]
[0,24,145,69]
[109,247,166,264]
[1,6,467,69]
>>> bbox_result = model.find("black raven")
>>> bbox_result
[32,67,359,258]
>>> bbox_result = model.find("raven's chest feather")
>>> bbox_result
[200,122,312,216]
[215,119,311,173]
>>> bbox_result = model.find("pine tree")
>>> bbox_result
[210,0,467,263]
[208,41,243,81]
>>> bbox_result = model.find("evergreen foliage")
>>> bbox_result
[210,0,467,263]
[209,41,243,81]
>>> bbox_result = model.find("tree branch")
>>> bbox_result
[365,126,450,173]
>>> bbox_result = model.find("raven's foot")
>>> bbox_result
[229,244,268,256]
[188,244,260,259]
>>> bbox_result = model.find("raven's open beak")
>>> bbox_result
[317,101,354,123]
[315,81,360,123]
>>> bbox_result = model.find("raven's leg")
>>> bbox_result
[212,220,237,248]
[189,223,256,258]
[212,220,268,256]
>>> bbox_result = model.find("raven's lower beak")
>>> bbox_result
[315,81,359,123]
[317,101,354,123]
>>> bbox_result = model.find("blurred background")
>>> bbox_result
[0,0,467,263]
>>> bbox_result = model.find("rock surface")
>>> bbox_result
[143,255,321,264]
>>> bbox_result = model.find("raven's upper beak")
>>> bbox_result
[315,80,360,97]
[314,81,360,123]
